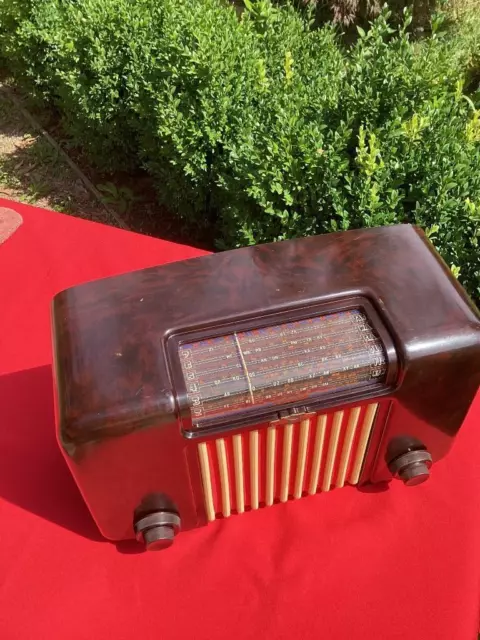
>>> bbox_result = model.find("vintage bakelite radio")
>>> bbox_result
[51,225,480,551]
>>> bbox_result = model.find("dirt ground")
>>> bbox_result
[0,90,123,227]
[0,87,212,249]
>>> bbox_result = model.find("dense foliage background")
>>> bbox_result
[0,0,479,302]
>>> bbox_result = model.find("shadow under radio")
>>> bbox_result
[0,364,103,542]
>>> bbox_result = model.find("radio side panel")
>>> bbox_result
[55,424,203,540]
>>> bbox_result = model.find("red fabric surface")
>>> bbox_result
[0,198,479,640]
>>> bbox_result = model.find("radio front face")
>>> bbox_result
[155,300,398,540]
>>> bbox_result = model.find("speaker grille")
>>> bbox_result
[197,403,379,522]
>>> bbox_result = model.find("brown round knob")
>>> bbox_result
[388,449,432,486]
[134,512,181,551]
[143,525,175,550]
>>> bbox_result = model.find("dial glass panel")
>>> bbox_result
[179,309,386,427]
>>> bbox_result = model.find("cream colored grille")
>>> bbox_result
[197,403,379,522]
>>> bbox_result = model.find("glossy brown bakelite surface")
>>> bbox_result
[51,224,480,540]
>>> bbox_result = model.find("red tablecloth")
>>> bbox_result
[0,198,479,640]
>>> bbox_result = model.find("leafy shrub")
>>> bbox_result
[0,0,153,169]
[0,0,479,302]
[131,0,265,220]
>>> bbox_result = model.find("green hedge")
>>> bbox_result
[1,0,479,302]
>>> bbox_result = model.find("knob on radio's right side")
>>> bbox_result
[387,436,433,486]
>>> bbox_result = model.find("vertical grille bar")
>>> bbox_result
[321,411,344,492]
[216,438,231,518]
[265,427,276,507]
[198,442,215,522]
[294,418,311,499]
[308,414,327,495]
[280,423,294,503]
[335,407,362,488]
[250,430,260,510]
[349,403,378,485]
[232,434,245,514]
